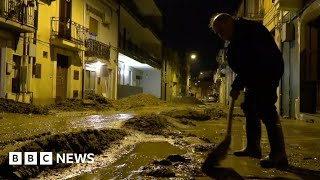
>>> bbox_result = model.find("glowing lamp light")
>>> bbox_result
[94,61,103,68]
[190,54,196,60]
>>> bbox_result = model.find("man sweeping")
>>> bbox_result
[209,13,288,168]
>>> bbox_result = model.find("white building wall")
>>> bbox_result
[141,68,161,98]
[118,62,143,86]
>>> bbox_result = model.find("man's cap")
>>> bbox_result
[208,13,233,29]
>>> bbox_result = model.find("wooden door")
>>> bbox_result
[56,54,68,99]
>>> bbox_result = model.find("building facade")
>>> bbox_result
[263,0,320,119]
[162,48,189,101]
[0,0,165,105]
[83,0,118,100]
[117,0,163,99]
[35,0,88,104]
[0,0,38,103]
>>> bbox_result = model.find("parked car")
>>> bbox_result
[207,94,218,102]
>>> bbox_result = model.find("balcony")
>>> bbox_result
[0,0,37,33]
[119,36,161,68]
[50,17,88,51]
[275,0,303,11]
[85,39,110,61]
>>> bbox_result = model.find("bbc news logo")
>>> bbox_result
[9,152,94,165]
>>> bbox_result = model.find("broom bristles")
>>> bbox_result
[202,135,231,170]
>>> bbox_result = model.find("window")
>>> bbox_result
[74,70,79,80]
[33,63,41,79]
[43,51,48,58]
[89,17,99,37]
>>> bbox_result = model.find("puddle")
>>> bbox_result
[70,114,134,129]
[71,142,187,179]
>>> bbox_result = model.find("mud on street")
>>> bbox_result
[0,94,320,179]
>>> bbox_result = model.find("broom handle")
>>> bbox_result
[227,97,235,135]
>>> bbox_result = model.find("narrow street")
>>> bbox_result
[1,0,320,179]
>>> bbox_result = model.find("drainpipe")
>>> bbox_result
[114,2,121,100]
[0,48,5,99]
[82,0,87,99]
[22,32,28,103]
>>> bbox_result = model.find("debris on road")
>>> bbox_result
[171,96,204,105]
[122,114,173,135]
[49,96,112,111]
[199,137,211,143]
[204,107,245,119]
[204,108,227,119]
[193,144,215,152]
[142,166,176,177]
[49,99,86,111]
[161,109,211,121]
[0,129,127,179]
[140,154,204,178]
[0,98,49,114]
[0,132,51,150]
[167,154,191,163]
[112,94,163,110]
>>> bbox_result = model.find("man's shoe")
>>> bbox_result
[233,148,262,159]
[260,155,288,168]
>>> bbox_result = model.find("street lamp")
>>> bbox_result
[190,54,197,60]
[200,72,203,75]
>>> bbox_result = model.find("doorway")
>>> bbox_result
[300,17,320,113]
[85,70,96,95]
[56,54,69,100]
[12,55,22,93]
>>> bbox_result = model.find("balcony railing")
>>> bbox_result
[51,17,88,46]
[85,39,110,60]
[119,35,161,67]
[0,0,37,28]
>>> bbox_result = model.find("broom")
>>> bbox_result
[202,97,235,171]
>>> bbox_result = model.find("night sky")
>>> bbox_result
[156,0,242,74]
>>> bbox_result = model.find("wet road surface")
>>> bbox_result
[1,106,320,179]
[70,118,320,179]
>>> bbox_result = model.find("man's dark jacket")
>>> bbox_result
[227,18,284,90]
